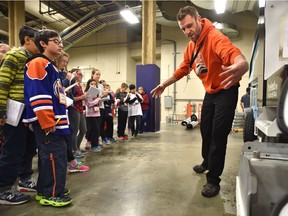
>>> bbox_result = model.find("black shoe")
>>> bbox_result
[201,183,220,197]
[193,164,208,174]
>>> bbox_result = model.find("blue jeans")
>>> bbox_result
[33,123,67,197]
[0,120,36,190]
[140,110,149,132]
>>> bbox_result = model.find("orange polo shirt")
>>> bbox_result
[173,18,243,94]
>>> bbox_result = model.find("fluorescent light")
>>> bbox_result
[259,0,265,8]
[214,0,227,14]
[120,8,139,24]
[258,16,265,24]
[213,22,224,30]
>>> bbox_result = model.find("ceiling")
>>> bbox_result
[0,0,259,49]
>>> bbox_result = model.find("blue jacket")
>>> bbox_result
[23,54,70,135]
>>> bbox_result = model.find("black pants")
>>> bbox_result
[117,109,128,137]
[0,121,36,190]
[200,86,238,185]
[104,116,114,139]
[67,107,75,161]
[100,109,105,141]
[129,115,142,136]
[86,117,101,148]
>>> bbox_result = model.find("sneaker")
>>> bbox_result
[193,164,208,174]
[118,136,125,140]
[0,187,31,205]
[91,146,102,153]
[17,179,37,192]
[73,151,85,159]
[39,195,73,207]
[85,142,91,150]
[124,135,129,140]
[35,188,70,201]
[80,149,88,154]
[110,137,116,143]
[104,138,111,145]
[75,158,84,164]
[67,163,90,173]
[201,183,220,197]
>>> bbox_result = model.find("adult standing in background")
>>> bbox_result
[151,6,248,197]
[138,86,150,133]
[240,87,250,116]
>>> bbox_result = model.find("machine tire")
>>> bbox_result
[270,193,288,216]
[243,110,257,142]
[191,114,198,122]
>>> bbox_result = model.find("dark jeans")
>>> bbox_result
[67,107,75,161]
[33,123,67,198]
[200,85,238,185]
[129,115,142,136]
[140,110,149,132]
[104,116,114,139]
[117,109,128,137]
[100,109,105,141]
[0,121,37,190]
[86,117,101,148]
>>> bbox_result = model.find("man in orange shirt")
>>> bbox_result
[151,6,248,197]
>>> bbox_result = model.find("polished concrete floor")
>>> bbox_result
[0,123,244,216]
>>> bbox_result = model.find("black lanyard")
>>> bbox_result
[190,41,204,69]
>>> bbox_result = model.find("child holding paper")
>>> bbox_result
[84,79,102,152]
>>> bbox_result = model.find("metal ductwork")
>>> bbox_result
[61,6,142,51]
[214,22,238,38]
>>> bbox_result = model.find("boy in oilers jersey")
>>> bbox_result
[23,29,73,207]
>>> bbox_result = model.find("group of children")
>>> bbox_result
[0,26,150,207]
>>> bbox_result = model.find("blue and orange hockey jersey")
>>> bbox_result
[23,54,70,135]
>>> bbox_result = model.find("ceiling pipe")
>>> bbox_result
[60,10,97,38]
[0,30,9,37]
[25,0,72,30]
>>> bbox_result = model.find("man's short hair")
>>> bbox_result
[34,29,59,53]
[19,26,38,46]
[177,6,199,21]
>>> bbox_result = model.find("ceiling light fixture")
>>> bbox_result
[120,6,139,24]
[259,0,265,8]
[214,0,227,14]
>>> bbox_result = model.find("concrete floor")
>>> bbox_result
[0,123,243,216]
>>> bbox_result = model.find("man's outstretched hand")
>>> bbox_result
[151,84,165,98]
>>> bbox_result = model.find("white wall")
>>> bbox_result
[67,15,258,122]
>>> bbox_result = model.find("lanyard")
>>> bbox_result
[189,41,204,69]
